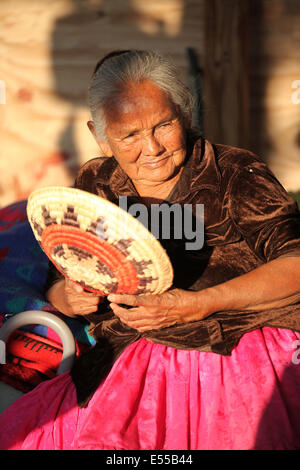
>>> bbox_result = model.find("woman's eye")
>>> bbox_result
[123,133,136,140]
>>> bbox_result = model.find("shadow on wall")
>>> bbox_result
[49,0,203,183]
[249,0,300,189]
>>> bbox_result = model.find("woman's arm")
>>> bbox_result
[205,255,300,312]
[107,256,300,332]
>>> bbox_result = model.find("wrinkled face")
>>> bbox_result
[97,80,189,192]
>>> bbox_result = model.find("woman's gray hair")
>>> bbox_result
[88,50,194,140]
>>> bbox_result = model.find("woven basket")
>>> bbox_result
[27,186,173,296]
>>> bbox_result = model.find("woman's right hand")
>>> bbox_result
[46,278,104,317]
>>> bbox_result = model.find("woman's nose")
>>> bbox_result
[142,133,164,156]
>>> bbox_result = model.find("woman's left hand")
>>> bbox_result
[107,288,209,332]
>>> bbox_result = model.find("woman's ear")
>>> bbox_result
[87,121,113,157]
[87,120,97,140]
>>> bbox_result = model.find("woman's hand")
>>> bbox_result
[46,278,104,317]
[107,288,208,332]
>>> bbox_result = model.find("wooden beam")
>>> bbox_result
[203,0,249,148]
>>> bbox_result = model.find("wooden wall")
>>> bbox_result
[203,0,300,194]
[248,0,300,191]
[0,0,300,208]
[0,0,204,207]
[203,0,249,150]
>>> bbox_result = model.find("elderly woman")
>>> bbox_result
[1,49,300,450]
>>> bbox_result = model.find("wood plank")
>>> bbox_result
[248,0,300,190]
[203,0,249,148]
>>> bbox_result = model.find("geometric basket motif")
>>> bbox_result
[27,187,173,295]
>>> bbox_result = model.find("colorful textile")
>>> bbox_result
[0,317,89,393]
[0,327,62,393]
[1,328,300,450]
[0,200,49,314]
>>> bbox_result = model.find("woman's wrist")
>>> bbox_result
[193,288,218,320]
[46,279,75,317]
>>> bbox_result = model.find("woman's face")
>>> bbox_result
[93,80,189,193]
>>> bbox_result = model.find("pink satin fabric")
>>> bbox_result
[1,327,300,450]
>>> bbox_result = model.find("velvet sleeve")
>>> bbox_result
[228,160,300,262]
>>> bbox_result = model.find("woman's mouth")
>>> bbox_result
[141,157,169,169]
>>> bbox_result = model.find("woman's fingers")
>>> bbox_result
[108,292,179,331]
[64,279,103,315]
[66,279,83,293]
[109,303,150,331]
[107,293,140,306]
[109,303,177,331]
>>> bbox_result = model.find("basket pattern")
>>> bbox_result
[27,187,173,295]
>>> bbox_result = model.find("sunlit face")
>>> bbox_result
[93,80,189,195]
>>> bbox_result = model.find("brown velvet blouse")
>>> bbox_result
[45,130,300,406]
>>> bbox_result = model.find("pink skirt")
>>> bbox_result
[1,326,300,450]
